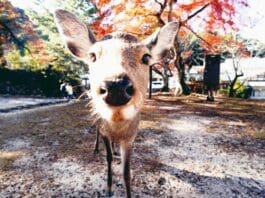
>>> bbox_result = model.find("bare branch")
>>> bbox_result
[225,71,232,83]
[168,0,174,22]
[154,0,167,25]
[154,0,165,8]
[187,3,210,21]
[152,65,164,77]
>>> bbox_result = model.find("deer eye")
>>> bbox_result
[141,54,151,65]
[88,52,96,62]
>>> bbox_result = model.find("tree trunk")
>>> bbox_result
[148,65,152,98]
[152,66,168,92]
[174,47,191,95]
[0,45,7,68]
[228,77,236,97]
[228,74,243,97]
[228,55,244,98]
[161,64,170,92]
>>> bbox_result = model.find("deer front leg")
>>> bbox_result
[121,143,132,198]
[102,136,113,196]
[94,128,100,154]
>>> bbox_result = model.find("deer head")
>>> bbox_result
[54,9,179,123]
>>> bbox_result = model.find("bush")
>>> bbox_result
[219,80,249,98]
[0,67,81,97]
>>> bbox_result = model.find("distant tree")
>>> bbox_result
[218,34,250,97]
[183,39,205,68]
[0,0,46,68]
[1,0,97,72]
[228,56,244,97]
[25,0,97,73]
[241,37,265,58]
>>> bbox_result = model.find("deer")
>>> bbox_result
[54,9,179,197]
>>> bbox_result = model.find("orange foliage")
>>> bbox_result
[179,0,211,13]
[91,20,113,40]
[203,32,224,46]
[178,28,189,38]
[92,0,111,7]
[92,0,248,55]
[0,0,52,64]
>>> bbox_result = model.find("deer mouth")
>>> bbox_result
[93,94,139,123]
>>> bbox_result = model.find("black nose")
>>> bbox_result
[99,75,134,106]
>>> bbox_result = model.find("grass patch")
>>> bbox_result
[251,131,265,140]
[0,151,25,171]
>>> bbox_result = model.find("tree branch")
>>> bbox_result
[187,3,210,21]
[154,0,165,9]
[225,71,232,83]
[152,64,164,76]
[154,0,167,25]
[168,0,174,22]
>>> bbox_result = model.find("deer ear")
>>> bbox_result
[54,9,96,59]
[144,22,179,63]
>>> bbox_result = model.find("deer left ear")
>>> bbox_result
[54,9,96,59]
[144,22,179,63]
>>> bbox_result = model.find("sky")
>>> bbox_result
[237,1,265,43]
[10,0,57,12]
[9,0,265,43]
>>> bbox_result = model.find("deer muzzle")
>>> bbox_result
[99,75,134,106]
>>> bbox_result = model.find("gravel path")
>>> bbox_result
[0,96,68,113]
[0,95,264,197]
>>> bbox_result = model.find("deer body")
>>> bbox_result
[54,10,179,197]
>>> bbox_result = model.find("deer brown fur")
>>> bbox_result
[54,9,179,197]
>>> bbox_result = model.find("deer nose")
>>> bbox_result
[99,75,134,106]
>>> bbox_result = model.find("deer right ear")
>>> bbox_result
[54,9,96,59]
[144,22,179,63]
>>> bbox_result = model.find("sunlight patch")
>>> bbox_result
[3,138,31,151]
[158,105,182,111]
[0,151,25,170]
[46,158,104,192]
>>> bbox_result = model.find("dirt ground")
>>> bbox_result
[0,93,264,197]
